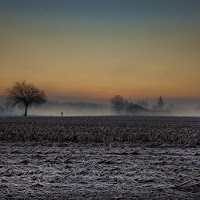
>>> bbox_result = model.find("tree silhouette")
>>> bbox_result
[110,95,128,113]
[6,80,47,116]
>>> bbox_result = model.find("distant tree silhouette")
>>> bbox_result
[157,96,164,110]
[6,80,47,116]
[110,95,128,114]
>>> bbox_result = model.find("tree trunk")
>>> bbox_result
[24,105,28,116]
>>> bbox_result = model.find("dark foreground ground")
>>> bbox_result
[0,142,200,200]
[0,116,200,199]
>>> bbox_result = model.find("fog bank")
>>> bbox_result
[1,96,200,117]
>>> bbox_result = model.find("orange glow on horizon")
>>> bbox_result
[1,14,200,100]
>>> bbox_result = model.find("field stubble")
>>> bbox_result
[0,116,200,145]
[0,116,200,199]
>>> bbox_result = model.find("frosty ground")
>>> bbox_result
[0,116,200,199]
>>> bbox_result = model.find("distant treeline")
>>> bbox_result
[110,95,170,115]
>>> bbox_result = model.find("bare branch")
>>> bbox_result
[5,80,47,116]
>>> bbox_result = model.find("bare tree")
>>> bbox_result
[110,95,128,114]
[6,80,47,116]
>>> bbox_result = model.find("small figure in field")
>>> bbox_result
[61,112,63,116]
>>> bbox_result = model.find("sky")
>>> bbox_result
[0,0,200,103]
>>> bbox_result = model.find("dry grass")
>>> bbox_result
[0,142,200,199]
[0,116,200,199]
[0,116,200,146]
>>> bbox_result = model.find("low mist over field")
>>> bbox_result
[25,98,200,117]
[2,96,200,117]
[1,95,200,116]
